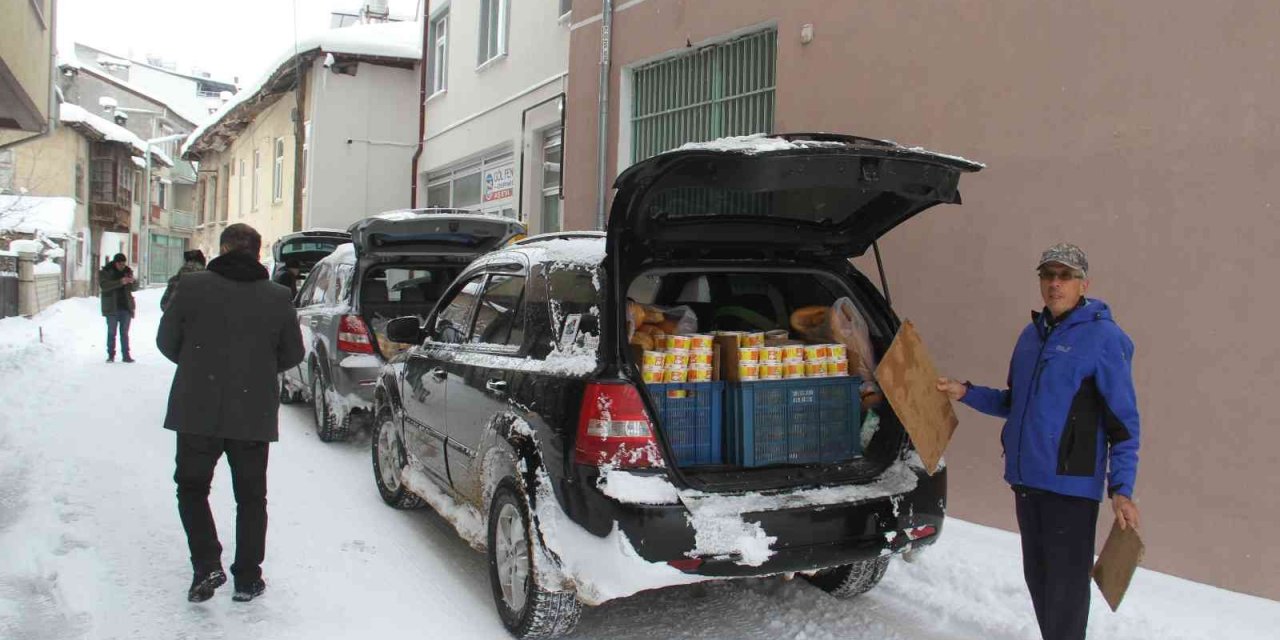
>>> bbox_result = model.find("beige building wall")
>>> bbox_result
[0,0,54,138]
[565,0,1280,599]
[6,125,92,296]
[201,93,298,261]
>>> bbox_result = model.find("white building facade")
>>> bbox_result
[417,0,571,233]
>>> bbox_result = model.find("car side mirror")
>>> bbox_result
[386,316,424,344]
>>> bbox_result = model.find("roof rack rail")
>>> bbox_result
[513,231,605,245]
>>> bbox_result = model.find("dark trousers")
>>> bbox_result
[175,433,270,584]
[105,309,132,357]
[1014,486,1100,640]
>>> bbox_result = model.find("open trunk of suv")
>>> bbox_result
[623,265,911,492]
[607,134,982,493]
[348,210,527,359]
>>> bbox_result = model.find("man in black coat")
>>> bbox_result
[99,253,138,362]
[157,223,304,603]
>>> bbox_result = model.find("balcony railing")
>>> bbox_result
[169,210,196,232]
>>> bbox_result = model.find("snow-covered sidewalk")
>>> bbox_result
[1,291,1277,639]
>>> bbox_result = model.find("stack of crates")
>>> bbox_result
[726,376,863,467]
[645,381,725,466]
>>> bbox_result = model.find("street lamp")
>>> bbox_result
[140,132,188,286]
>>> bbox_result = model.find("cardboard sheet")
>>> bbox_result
[874,320,957,475]
[1092,521,1145,611]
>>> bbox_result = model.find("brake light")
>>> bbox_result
[574,381,665,469]
[667,558,704,572]
[338,315,374,353]
[905,525,937,541]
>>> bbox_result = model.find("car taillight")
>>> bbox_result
[905,525,937,541]
[338,314,374,354]
[574,381,665,469]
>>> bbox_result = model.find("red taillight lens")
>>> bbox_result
[667,558,703,572]
[574,381,665,469]
[905,525,937,541]
[338,314,374,354]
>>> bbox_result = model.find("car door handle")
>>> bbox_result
[485,379,507,392]
[430,368,447,381]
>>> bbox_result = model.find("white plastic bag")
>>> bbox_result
[830,297,877,382]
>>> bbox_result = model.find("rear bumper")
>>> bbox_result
[329,359,379,408]
[557,462,946,578]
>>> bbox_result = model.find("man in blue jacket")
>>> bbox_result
[938,243,1141,640]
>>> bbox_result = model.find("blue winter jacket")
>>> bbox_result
[961,298,1140,501]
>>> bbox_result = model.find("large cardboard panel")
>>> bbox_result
[874,320,957,475]
[1092,521,1145,612]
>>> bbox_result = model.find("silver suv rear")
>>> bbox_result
[280,209,525,440]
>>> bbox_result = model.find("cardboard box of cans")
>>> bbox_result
[713,331,851,382]
[640,329,854,384]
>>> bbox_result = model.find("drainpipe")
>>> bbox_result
[594,0,613,230]
[410,1,430,208]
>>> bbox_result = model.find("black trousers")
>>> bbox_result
[1013,486,1100,640]
[174,433,270,584]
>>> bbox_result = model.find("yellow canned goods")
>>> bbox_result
[687,334,714,351]
[760,363,784,380]
[664,367,689,383]
[737,347,761,363]
[743,332,766,348]
[803,344,829,361]
[827,358,850,376]
[738,363,760,380]
[642,369,664,384]
[665,335,693,352]
[783,361,806,378]
[688,350,714,366]
[781,345,805,361]
[827,343,847,360]
[806,360,828,377]
[641,350,664,369]
[760,346,783,364]
[687,365,713,382]
[663,351,690,369]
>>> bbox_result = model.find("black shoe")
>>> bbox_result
[122,355,135,363]
[106,355,115,363]
[187,569,227,603]
[232,578,266,602]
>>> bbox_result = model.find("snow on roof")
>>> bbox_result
[7,238,46,254]
[317,242,358,265]
[76,64,206,127]
[521,236,607,267]
[59,103,173,167]
[0,196,78,238]
[183,20,421,157]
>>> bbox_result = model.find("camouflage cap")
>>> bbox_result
[1037,243,1088,276]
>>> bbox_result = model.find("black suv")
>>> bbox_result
[370,134,982,638]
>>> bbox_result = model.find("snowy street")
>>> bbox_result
[1,289,1277,640]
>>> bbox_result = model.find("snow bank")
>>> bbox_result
[5,238,43,254]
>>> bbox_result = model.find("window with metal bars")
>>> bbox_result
[630,28,777,162]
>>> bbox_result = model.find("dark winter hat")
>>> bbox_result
[112,253,128,263]
[1037,243,1088,277]
[184,249,207,265]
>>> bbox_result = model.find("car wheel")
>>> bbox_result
[312,372,349,442]
[487,479,581,639]
[372,409,423,509]
[804,556,891,599]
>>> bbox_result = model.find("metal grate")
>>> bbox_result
[631,29,777,162]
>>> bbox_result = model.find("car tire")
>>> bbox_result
[487,479,581,639]
[312,371,349,442]
[804,556,891,599]
[372,408,423,509]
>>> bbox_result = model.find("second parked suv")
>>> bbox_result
[280,209,525,441]
[369,134,983,638]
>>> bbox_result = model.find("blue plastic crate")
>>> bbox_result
[727,377,863,467]
[646,382,724,466]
